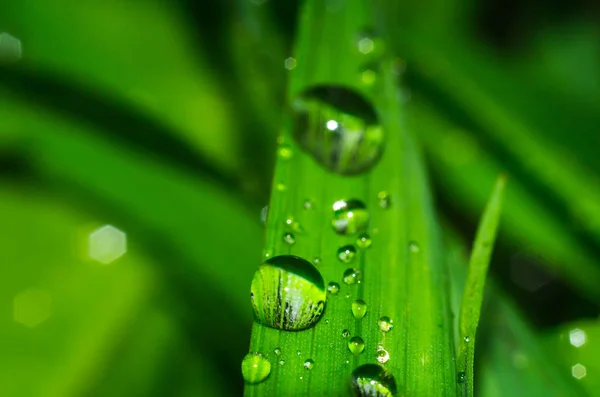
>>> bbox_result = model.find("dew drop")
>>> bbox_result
[278,143,293,159]
[328,282,340,295]
[283,232,296,245]
[313,257,321,265]
[378,316,393,332]
[337,244,357,263]
[279,359,285,366]
[356,233,372,249]
[377,191,391,209]
[331,199,370,235]
[342,329,350,338]
[274,347,282,356]
[409,241,420,253]
[348,336,365,355]
[352,299,368,319]
[297,350,302,356]
[351,364,397,396]
[457,371,466,384]
[291,86,384,175]
[464,336,471,343]
[241,352,271,385]
[343,268,362,285]
[304,200,313,210]
[250,255,326,331]
[304,359,315,370]
[376,345,390,364]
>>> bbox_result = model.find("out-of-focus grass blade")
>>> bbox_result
[456,176,505,395]
[245,0,455,395]
[445,228,585,397]
[407,99,600,303]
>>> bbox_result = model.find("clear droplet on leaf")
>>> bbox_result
[343,268,362,285]
[241,352,271,385]
[348,336,365,355]
[331,199,370,235]
[376,345,390,364]
[377,191,391,209]
[251,255,326,331]
[283,232,296,245]
[357,233,372,249]
[352,299,368,319]
[304,359,315,370]
[378,316,393,332]
[328,282,340,295]
[337,244,357,263]
[351,363,397,396]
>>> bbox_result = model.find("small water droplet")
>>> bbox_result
[279,359,285,366]
[464,336,470,343]
[328,282,340,295]
[313,257,321,265]
[348,336,365,355]
[278,143,293,159]
[378,191,391,209]
[378,316,393,332]
[343,268,362,285]
[331,199,370,235]
[283,232,296,245]
[260,206,269,225]
[297,350,302,356]
[241,352,271,385]
[351,364,397,396]
[337,245,357,263]
[342,329,350,338]
[457,371,466,383]
[409,241,420,253]
[325,319,330,324]
[357,233,372,249]
[274,347,282,356]
[304,200,313,210]
[285,217,304,233]
[352,299,368,319]
[376,345,390,364]
[292,86,384,175]
[251,255,326,331]
[304,359,315,370]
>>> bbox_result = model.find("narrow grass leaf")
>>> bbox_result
[457,175,506,396]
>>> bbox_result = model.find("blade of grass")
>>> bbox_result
[245,0,455,395]
[457,175,506,396]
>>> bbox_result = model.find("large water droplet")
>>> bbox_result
[291,86,384,175]
[352,299,368,319]
[304,359,315,370]
[348,336,365,354]
[241,352,271,385]
[338,244,357,263]
[377,316,393,332]
[343,268,362,285]
[357,233,372,249]
[351,364,397,396]
[328,282,340,295]
[251,255,326,331]
[331,199,370,235]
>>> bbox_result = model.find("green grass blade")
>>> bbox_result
[457,175,506,396]
[245,0,455,395]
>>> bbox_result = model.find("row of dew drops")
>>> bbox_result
[242,30,414,395]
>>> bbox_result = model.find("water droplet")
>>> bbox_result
[241,352,271,385]
[325,319,330,324]
[276,183,286,191]
[378,316,393,332]
[343,268,362,285]
[274,347,282,356]
[285,217,304,233]
[291,86,384,175]
[377,191,391,209]
[278,143,293,159]
[284,57,297,70]
[351,364,397,396]
[328,282,340,295]
[457,371,466,383]
[331,199,370,235]
[376,345,390,364]
[409,241,420,253]
[352,299,368,319]
[260,206,269,225]
[297,350,302,356]
[356,233,372,249]
[348,336,365,355]
[283,232,295,245]
[279,359,285,366]
[251,255,326,331]
[464,336,470,343]
[304,200,313,210]
[313,257,321,265]
[304,359,315,370]
[342,329,350,338]
[337,245,357,263]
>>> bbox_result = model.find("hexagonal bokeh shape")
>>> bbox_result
[89,225,127,264]
[0,32,22,63]
[569,328,587,348]
[14,288,52,328]
[357,38,374,54]
[284,57,297,71]
[572,363,587,380]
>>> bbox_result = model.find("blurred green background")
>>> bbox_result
[0,0,598,396]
